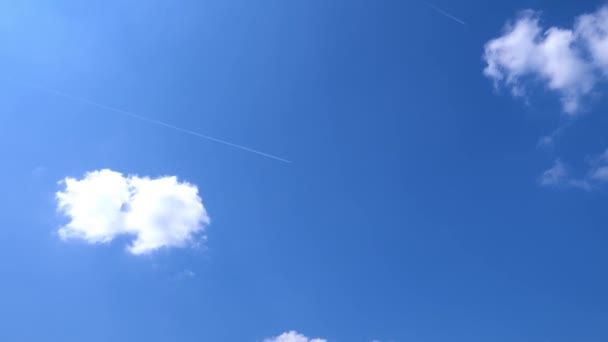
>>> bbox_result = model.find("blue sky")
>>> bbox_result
[1,0,608,341]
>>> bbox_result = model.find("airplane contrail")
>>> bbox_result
[20,82,293,164]
[423,2,466,25]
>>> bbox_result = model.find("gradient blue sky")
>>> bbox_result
[1,1,608,341]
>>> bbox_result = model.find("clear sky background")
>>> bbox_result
[1,1,608,341]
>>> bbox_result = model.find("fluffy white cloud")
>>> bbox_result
[484,6,608,113]
[577,7,608,74]
[263,331,327,342]
[56,169,209,255]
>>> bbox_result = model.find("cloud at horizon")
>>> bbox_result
[263,331,327,342]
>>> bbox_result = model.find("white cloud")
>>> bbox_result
[577,7,608,74]
[535,151,608,190]
[591,166,608,181]
[484,6,608,113]
[539,160,593,190]
[263,331,327,342]
[539,159,568,186]
[56,169,209,255]
[179,269,196,278]
[589,149,608,181]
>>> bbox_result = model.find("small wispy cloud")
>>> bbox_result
[423,1,466,25]
[590,166,608,181]
[539,160,569,186]
[539,150,608,190]
[589,150,608,181]
[539,160,593,190]
[31,165,47,178]
[537,121,574,148]
[177,269,196,279]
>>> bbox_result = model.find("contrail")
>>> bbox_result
[423,2,466,25]
[19,82,293,164]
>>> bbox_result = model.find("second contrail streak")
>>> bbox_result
[423,2,466,25]
[22,83,292,164]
